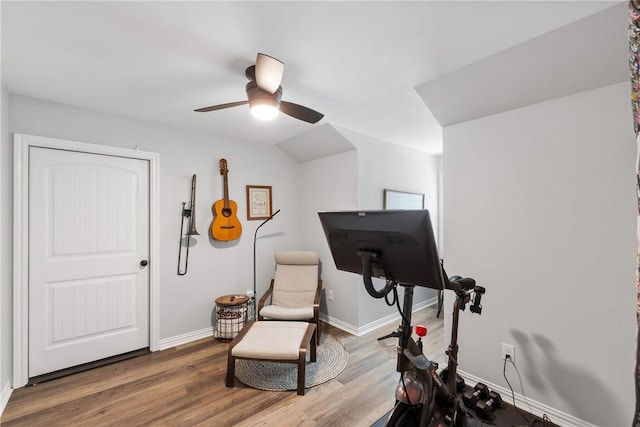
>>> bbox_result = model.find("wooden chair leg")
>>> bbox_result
[297,356,305,396]
[311,329,317,363]
[226,355,236,388]
[296,324,317,396]
[316,320,321,345]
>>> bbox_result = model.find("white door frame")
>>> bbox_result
[12,133,160,388]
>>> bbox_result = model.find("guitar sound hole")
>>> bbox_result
[222,208,232,217]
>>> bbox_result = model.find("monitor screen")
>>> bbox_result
[318,210,444,290]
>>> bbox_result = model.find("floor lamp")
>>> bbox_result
[253,209,280,320]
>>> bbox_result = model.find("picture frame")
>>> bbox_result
[383,189,424,210]
[246,185,273,220]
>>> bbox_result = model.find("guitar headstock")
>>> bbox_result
[219,158,228,175]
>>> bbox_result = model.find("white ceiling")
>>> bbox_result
[1,1,624,155]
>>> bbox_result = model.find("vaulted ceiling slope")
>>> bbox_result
[1,1,623,157]
[277,124,355,163]
[417,2,629,128]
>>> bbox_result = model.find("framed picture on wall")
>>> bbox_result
[246,185,273,220]
[383,189,424,210]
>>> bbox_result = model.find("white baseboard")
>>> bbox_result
[319,313,360,335]
[320,297,438,336]
[1,380,12,417]
[158,298,438,350]
[158,326,214,350]
[458,370,597,427]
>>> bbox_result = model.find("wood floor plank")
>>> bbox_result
[2,343,222,423]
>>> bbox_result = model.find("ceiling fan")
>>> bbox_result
[194,53,324,124]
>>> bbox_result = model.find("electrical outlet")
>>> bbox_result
[327,289,334,301]
[501,343,515,363]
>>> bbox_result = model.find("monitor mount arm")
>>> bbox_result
[358,250,395,299]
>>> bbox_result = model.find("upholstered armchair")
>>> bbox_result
[258,251,322,344]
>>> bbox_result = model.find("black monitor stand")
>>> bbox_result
[377,284,416,374]
[359,249,415,370]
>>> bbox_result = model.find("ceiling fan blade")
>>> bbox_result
[255,53,284,94]
[280,101,324,124]
[194,101,248,112]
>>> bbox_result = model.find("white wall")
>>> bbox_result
[1,87,12,412]
[300,150,360,328]
[7,95,304,342]
[444,82,637,426]
[0,3,10,409]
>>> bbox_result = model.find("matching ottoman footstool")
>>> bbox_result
[226,320,317,395]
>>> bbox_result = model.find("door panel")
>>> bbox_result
[29,147,150,377]
[49,275,138,343]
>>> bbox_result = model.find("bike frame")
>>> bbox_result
[385,279,484,427]
[358,251,484,426]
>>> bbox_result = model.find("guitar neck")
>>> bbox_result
[222,173,230,209]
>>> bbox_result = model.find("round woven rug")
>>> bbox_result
[234,334,348,392]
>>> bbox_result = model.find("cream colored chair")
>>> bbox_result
[258,251,322,344]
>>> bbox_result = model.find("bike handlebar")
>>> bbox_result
[446,276,476,292]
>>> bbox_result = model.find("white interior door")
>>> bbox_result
[28,147,150,378]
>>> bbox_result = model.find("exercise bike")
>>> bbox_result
[360,252,486,427]
[317,209,486,426]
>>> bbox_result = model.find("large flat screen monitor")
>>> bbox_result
[318,210,444,290]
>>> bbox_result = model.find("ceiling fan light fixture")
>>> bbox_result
[250,102,279,121]
[247,82,283,121]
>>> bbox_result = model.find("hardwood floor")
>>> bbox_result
[2,307,444,426]
[1,305,553,426]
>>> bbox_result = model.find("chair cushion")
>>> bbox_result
[272,266,317,307]
[231,321,310,360]
[271,251,319,308]
[260,304,314,320]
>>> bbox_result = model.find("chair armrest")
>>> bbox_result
[313,279,322,312]
[313,280,322,344]
[257,279,275,319]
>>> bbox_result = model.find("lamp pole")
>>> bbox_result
[252,209,280,320]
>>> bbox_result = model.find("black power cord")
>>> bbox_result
[503,355,555,427]
[503,355,532,425]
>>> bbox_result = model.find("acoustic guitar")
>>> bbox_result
[211,159,242,241]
